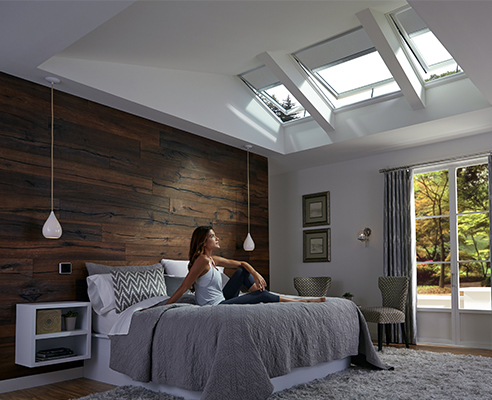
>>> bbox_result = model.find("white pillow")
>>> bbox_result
[87,274,116,315]
[161,259,229,287]
[161,259,189,277]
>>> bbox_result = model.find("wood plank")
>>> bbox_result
[0,305,15,325]
[0,213,102,242]
[0,147,153,195]
[0,377,116,400]
[0,241,126,260]
[0,259,33,278]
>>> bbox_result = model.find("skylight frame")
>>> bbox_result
[292,27,401,109]
[389,6,463,84]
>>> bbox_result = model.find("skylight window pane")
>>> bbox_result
[317,51,393,94]
[264,84,307,117]
[264,85,291,104]
[238,68,309,123]
[411,31,452,67]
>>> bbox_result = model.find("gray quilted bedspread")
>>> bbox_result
[109,297,388,400]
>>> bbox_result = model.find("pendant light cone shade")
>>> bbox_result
[243,145,255,251]
[43,211,62,239]
[43,77,62,239]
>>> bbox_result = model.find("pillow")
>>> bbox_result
[111,268,167,313]
[86,262,162,276]
[161,259,189,277]
[164,275,190,296]
[87,274,116,315]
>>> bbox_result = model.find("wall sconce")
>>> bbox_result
[357,228,371,244]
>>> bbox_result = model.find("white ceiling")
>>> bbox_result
[1,0,492,175]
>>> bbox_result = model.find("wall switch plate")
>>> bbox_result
[59,262,72,274]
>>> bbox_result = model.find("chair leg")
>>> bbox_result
[377,324,383,351]
[401,323,409,348]
[385,324,391,346]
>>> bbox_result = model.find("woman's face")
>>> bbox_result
[204,230,220,251]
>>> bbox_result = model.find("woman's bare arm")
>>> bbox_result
[165,257,209,304]
[212,255,267,291]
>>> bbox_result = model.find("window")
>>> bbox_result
[390,6,463,83]
[293,27,400,109]
[238,66,309,123]
[414,161,490,310]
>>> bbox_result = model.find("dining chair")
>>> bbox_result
[360,276,410,351]
[293,276,331,297]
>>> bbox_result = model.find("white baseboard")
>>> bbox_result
[0,367,84,394]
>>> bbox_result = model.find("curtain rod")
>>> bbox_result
[379,151,492,174]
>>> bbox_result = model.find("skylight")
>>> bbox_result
[293,27,400,109]
[390,6,462,83]
[238,66,309,123]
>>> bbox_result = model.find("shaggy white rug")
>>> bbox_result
[74,347,492,400]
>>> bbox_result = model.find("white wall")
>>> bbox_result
[269,130,492,308]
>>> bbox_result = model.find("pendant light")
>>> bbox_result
[243,145,255,251]
[42,77,63,239]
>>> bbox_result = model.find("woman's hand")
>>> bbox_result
[253,273,267,292]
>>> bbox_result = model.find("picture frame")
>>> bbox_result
[303,228,331,262]
[302,191,330,227]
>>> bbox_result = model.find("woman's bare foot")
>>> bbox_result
[280,296,326,303]
[305,297,326,302]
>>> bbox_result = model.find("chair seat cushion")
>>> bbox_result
[360,307,405,324]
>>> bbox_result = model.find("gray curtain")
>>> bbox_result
[383,169,417,344]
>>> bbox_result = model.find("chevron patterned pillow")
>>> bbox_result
[111,268,167,313]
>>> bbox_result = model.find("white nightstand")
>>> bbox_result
[15,301,91,368]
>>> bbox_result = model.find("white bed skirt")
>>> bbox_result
[84,334,350,399]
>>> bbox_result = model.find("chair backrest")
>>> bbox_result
[294,277,331,297]
[378,276,409,312]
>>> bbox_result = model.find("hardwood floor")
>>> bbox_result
[2,344,491,400]
[387,343,492,358]
[0,378,116,400]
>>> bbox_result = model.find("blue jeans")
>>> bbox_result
[220,267,279,305]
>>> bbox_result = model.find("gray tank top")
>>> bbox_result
[194,266,225,306]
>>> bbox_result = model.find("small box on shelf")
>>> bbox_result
[36,309,61,334]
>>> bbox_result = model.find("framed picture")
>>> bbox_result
[303,228,331,262]
[302,191,330,227]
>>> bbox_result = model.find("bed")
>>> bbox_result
[83,260,388,400]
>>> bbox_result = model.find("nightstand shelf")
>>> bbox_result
[16,301,91,368]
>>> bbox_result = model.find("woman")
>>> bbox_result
[166,226,326,305]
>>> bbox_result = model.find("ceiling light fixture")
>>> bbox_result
[42,77,63,239]
[243,145,255,251]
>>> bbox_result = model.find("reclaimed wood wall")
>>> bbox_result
[0,72,269,381]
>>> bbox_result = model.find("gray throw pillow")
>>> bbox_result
[111,268,167,313]
[164,275,191,296]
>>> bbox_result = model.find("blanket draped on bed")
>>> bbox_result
[109,298,388,400]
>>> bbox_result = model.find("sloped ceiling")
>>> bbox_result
[1,0,491,175]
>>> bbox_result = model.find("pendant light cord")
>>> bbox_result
[50,82,54,212]
[247,149,250,233]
